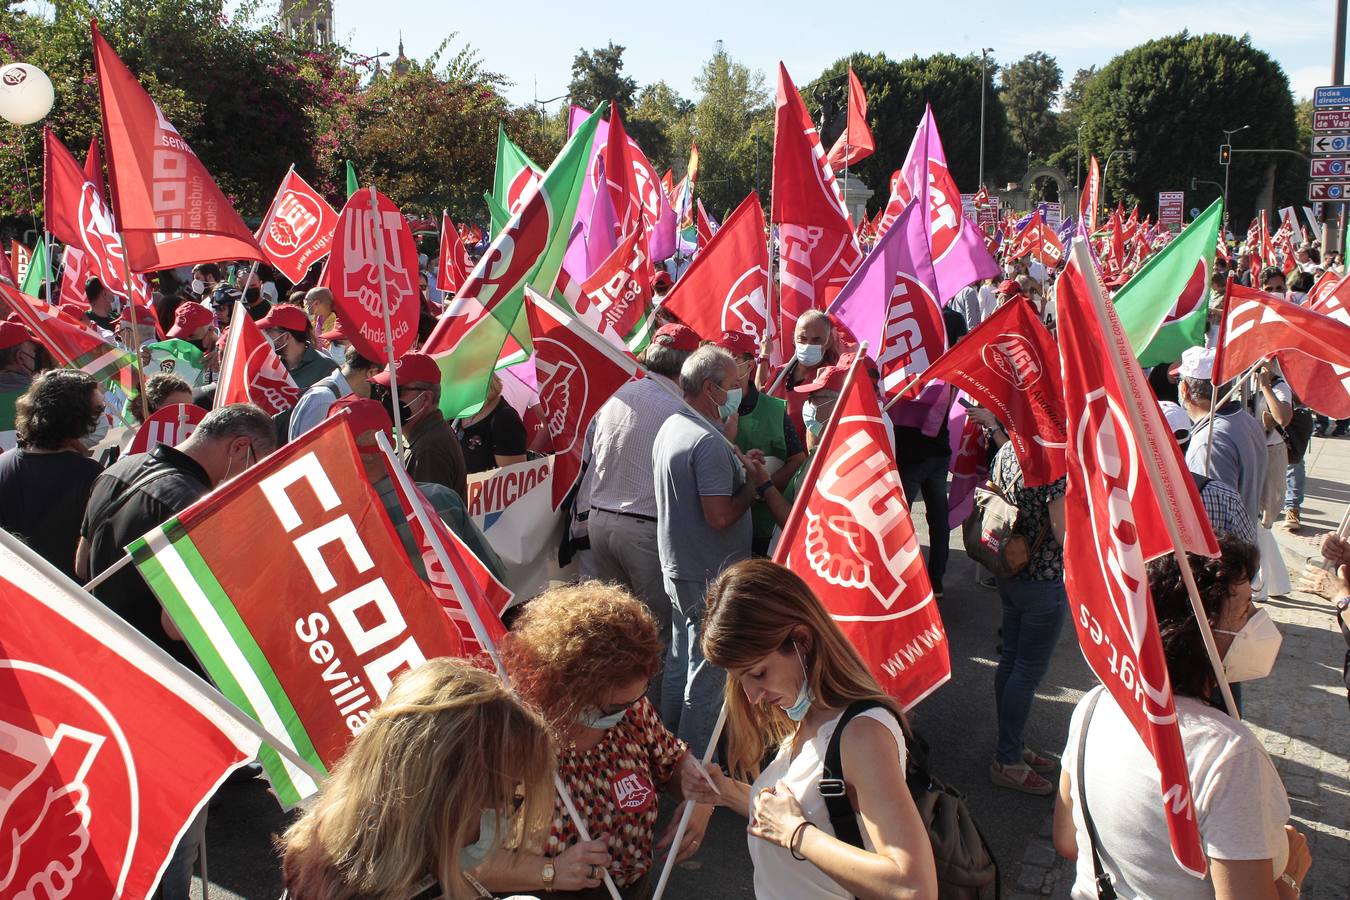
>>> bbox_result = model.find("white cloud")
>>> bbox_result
[1287,65,1332,101]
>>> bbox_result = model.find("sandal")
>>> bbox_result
[1022,747,1058,775]
[990,761,1054,795]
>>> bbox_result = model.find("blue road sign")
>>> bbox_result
[1315,85,1350,108]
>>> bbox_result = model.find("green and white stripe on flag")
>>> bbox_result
[129,521,326,806]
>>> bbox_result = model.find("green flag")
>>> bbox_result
[427,105,606,418]
[489,124,542,238]
[345,160,359,198]
[20,237,48,297]
[0,388,21,449]
[145,338,206,388]
[484,190,511,237]
[1114,199,1223,368]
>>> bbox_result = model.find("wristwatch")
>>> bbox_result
[1279,873,1300,896]
[541,860,556,892]
[755,480,775,499]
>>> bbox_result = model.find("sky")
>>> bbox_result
[317,0,1336,107]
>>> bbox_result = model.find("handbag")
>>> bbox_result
[821,700,999,900]
[962,468,1048,580]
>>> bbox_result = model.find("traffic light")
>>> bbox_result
[1219,144,1232,165]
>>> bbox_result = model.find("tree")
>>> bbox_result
[568,42,636,113]
[687,46,773,219]
[1047,66,1097,177]
[999,51,1062,163]
[627,80,693,173]
[1074,32,1299,225]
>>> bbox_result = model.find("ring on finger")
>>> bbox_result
[589,864,598,879]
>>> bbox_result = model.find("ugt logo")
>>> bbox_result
[534,338,587,454]
[982,334,1042,389]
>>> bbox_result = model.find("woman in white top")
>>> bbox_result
[1052,536,1313,900]
[681,559,938,900]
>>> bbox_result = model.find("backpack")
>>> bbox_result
[1279,406,1315,465]
[822,700,1000,900]
[962,465,1048,580]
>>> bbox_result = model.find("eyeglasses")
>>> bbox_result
[595,693,645,719]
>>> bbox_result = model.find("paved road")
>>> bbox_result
[193,436,1350,899]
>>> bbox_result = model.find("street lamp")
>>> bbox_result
[345,51,390,68]
[1102,148,1136,211]
[1221,124,1250,236]
[978,48,994,190]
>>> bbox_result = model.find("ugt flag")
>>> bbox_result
[215,301,301,415]
[258,167,339,285]
[0,528,260,899]
[328,187,421,363]
[127,416,464,807]
[775,356,951,709]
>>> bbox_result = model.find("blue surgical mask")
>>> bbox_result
[459,808,501,869]
[781,647,814,722]
[81,414,110,452]
[718,386,742,421]
[794,342,823,367]
[579,706,628,730]
[801,402,824,437]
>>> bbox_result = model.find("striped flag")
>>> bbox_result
[0,281,133,383]
[127,416,465,806]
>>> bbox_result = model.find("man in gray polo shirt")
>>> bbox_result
[1178,346,1267,523]
[653,345,787,750]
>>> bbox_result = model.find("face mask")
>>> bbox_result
[458,809,500,869]
[802,402,824,437]
[327,343,348,366]
[244,287,261,305]
[794,342,823,367]
[717,386,742,421]
[270,334,290,355]
[781,646,813,722]
[381,391,413,424]
[1215,608,1283,682]
[80,414,110,451]
[578,706,628,730]
[1002,264,1016,278]
[191,278,205,296]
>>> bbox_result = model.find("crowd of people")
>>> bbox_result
[0,219,1341,900]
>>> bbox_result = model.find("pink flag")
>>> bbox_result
[572,106,676,265]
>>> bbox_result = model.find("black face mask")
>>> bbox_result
[380,390,412,424]
[244,287,261,305]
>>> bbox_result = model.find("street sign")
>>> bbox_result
[1312,133,1350,155]
[1314,85,1350,108]
[1313,109,1350,131]
[1311,157,1350,178]
[1308,181,1350,201]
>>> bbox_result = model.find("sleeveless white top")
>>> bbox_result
[748,707,908,899]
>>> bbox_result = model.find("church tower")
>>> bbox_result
[280,0,333,45]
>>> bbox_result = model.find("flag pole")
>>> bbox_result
[1073,240,1239,718]
[374,433,622,900]
[650,704,726,900]
[42,230,52,305]
[115,248,151,422]
[366,186,406,454]
[1203,276,1234,478]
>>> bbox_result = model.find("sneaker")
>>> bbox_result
[1284,508,1302,531]
[990,761,1054,795]
[1334,424,1349,437]
[1313,424,1328,437]
[1022,747,1058,775]
[933,581,944,600]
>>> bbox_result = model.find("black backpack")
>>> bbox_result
[822,700,1000,899]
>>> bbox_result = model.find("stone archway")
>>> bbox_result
[1021,165,1070,205]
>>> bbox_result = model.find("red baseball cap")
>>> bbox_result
[653,271,673,290]
[255,304,309,333]
[326,396,393,443]
[715,329,757,357]
[166,301,214,338]
[652,323,700,351]
[371,352,440,387]
[0,321,35,351]
[996,279,1022,296]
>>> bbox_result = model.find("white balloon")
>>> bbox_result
[0,63,55,126]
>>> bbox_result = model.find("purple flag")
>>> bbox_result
[563,157,621,283]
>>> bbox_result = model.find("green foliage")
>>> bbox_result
[999,51,1062,164]
[627,80,693,173]
[687,48,772,220]
[1073,32,1299,225]
[568,42,636,112]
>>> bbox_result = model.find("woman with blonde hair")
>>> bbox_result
[682,558,938,900]
[280,657,554,900]
[479,581,712,899]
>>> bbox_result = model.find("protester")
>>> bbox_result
[455,372,528,474]
[318,323,349,367]
[208,284,241,330]
[190,262,223,299]
[719,329,805,556]
[770,309,840,432]
[1178,346,1268,523]
[0,320,38,393]
[84,276,118,332]
[305,285,338,343]
[257,303,338,393]
[166,299,219,362]
[1260,265,1287,298]
[239,268,273,320]
[1250,361,1294,597]
[1053,537,1311,900]
[281,658,555,900]
[1160,400,1257,543]
[376,351,468,500]
[288,343,378,442]
[654,345,788,751]
[585,322,698,675]
[685,559,939,900]
[484,583,711,897]
[0,369,105,579]
[115,302,162,352]
[130,372,195,422]
[987,436,1067,794]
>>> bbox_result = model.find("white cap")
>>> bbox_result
[1177,346,1215,381]
[1159,400,1192,443]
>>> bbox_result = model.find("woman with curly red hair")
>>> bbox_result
[478,582,713,899]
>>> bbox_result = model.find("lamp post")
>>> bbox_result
[978,48,994,190]
[1102,148,1136,212]
[1221,124,1250,237]
[1075,124,1084,205]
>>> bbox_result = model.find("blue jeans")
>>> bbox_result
[993,577,1067,764]
[901,454,951,588]
[154,807,207,899]
[661,573,727,756]
[1284,460,1305,511]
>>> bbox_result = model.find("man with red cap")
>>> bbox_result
[257,303,337,393]
[288,325,379,442]
[716,329,804,556]
[374,351,467,501]
[583,321,699,703]
[115,302,164,350]
[325,396,501,581]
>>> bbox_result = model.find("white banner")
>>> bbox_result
[465,454,573,602]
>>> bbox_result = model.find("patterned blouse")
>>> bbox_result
[547,697,688,886]
[993,441,1066,581]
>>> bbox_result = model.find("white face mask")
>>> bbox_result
[81,413,110,451]
[327,342,347,366]
[794,342,823,367]
[1215,608,1283,682]
[191,278,205,296]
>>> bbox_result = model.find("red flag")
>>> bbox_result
[576,226,653,340]
[83,135,103,193]
[1279,281,1350,418]
[525,288,642,509]
[387,474,512,655]
[973,186,991,208]
[1306,269,1340,307]
[0,531,260,900]
[1009,212,1063,267]
[329,187,420,363]
[0,241,14,284]
[825,66,875,170]
[57,246,90,308]
[0,282,132,383]
[126,403,206,455]
[257,168,338,284]
[695,198,716,249]
[874,170,912,239]
[602,107,664,243]
[771,64,862,353]
[919,296,1067,485]
[1056,240,1215,876]
[215,302,301,415]
[660,193,769,343]
[661,169,675,204]
[10,241,31,287]
[91,22,262,271]
[774,356,951,709]
[1079,155,1100,232]
[437,211,472,295]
